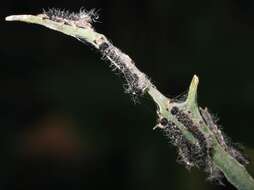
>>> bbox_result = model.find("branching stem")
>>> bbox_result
[5,12,254,190]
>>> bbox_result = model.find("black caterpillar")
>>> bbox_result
[99,42,144,95]
[170,106,214,170]
[162,120,194,168]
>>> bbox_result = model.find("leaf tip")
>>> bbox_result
[5,15,13,21]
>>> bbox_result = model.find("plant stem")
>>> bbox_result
[5,13,254,190]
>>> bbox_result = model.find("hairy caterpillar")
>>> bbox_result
[43,8,99,28]
[167,106,220,177]
[161,120,194,168]
[98,41,148,96]
[200,108,249,166]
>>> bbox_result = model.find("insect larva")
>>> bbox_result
[170,106,212,169]
[43,8,99,28]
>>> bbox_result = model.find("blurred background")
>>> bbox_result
[1,0,254,189]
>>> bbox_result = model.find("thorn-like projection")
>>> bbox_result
[186,74,199,109]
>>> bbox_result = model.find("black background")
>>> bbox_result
[1,0,254,190]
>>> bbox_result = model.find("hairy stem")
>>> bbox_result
[5,12,254,190]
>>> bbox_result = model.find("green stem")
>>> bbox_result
[5,13,254,190]
[213,144,254,190]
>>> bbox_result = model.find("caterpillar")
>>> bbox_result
[200,108,249,166]
[170,106,212,170]
[43,8,99,28]
[162,120,194,169]
[99,41,148,95]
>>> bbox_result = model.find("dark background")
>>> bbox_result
[1,0,254,189]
